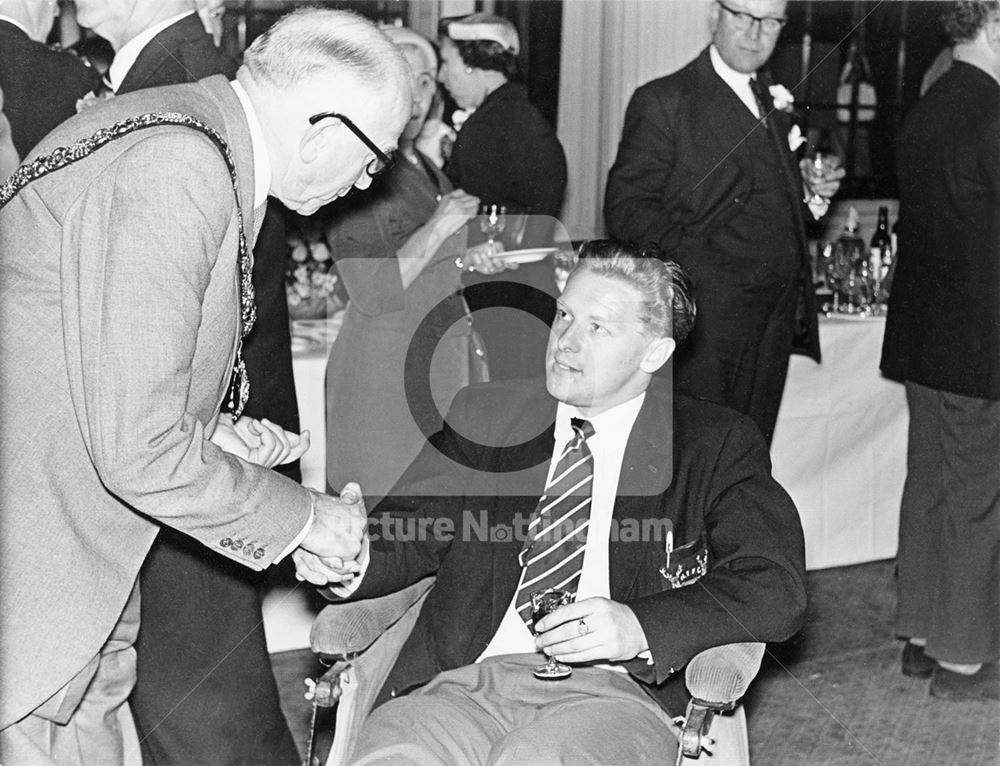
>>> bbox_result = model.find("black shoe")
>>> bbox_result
[930,662,1000,702]
[901,642,935,679]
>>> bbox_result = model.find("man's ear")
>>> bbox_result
[640,336,676,374]
[708,1,721,33]
[299,119,329,164]
[988,17,1000,49]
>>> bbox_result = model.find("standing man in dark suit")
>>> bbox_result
[605,0,842,444]
[73,0,303,762]
[881,0,1000,702]
[0,0,100,158]
[315,240,806,764]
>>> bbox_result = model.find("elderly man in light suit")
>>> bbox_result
[0,8,411,765]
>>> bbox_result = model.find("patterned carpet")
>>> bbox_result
[271,560,1000,765]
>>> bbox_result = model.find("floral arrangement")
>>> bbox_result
[285,221,343,320]
[768,82,808,152]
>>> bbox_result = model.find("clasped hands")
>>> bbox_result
[210,414,365,585]
[211,413,310,468]
[292,482,368,586]
[534,596,649,664]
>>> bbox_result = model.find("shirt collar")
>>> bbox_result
[107,10,193,92]
[709,43,756,91]
[230,79,271,209]
[554,391,647,446]
[0,15,31,37]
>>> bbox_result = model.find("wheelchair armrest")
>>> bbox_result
[680,642,764,759]
[310,577,436,660]
[309,578,436,766]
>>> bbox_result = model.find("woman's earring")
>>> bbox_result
[465,67,473,74]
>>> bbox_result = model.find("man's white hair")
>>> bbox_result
[242,7,410,92]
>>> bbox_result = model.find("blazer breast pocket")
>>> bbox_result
[657,533,711,590]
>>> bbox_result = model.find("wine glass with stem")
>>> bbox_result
[479,204,507,256]
[804,152,842,207]
[530,588,574,680]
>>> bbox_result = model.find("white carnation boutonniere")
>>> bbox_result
[787,123,807,152]
[769,83,795,112]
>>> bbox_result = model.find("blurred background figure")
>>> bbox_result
[0,0,100,158]
[438,12,567,381]
[74,0,236,92]
[195,0,225,47]
[67,33,115,76]
[72,1,302,763]
[414,84,455,168]
[881,0,1000,703]
[0,86,20,178]
[325,25,485,505]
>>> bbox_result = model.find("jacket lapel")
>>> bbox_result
[695,50,765,164]
[756,70,821,360]
[490,389,557,626]
[609,389,674,601]
[118,15,204,94]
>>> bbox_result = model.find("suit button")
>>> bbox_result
[243,544,254,556]
[220,538,232,549]
[253,548,265,560]
[232,539,243,550]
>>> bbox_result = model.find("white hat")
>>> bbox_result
[446,14,519,55]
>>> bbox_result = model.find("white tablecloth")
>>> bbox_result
[771,315,907,570]
[289,316,343,491]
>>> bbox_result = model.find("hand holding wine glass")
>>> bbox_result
[800,152,845,206]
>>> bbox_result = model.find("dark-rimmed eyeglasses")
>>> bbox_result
[717,1,787,35]
[307,110,395,178]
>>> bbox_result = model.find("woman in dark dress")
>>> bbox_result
[325,28,487,502]
[439,13,568,380]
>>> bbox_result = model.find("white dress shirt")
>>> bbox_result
[478,392,646,662]
[709,44,761,118]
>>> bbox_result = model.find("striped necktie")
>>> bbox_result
[515,417,595,625]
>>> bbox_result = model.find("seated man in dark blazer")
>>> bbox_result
[317,239,807,765]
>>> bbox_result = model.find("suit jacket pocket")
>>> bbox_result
[657,532,711,589]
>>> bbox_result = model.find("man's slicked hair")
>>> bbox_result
[574,239,696,344]
[242,7,410,91]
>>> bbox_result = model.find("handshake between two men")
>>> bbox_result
[211,412,367,585]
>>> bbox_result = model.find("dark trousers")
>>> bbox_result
[895,382,1000,664]
[128,204,301,766]
[130,528,300,766]
[669,270,796,444]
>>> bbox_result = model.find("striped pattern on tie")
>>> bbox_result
[514,418,595,624]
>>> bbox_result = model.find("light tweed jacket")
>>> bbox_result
[0,76,312,728]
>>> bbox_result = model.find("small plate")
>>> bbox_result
[494,247,558,265]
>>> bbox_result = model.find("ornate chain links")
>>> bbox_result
[0,112,256,418]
